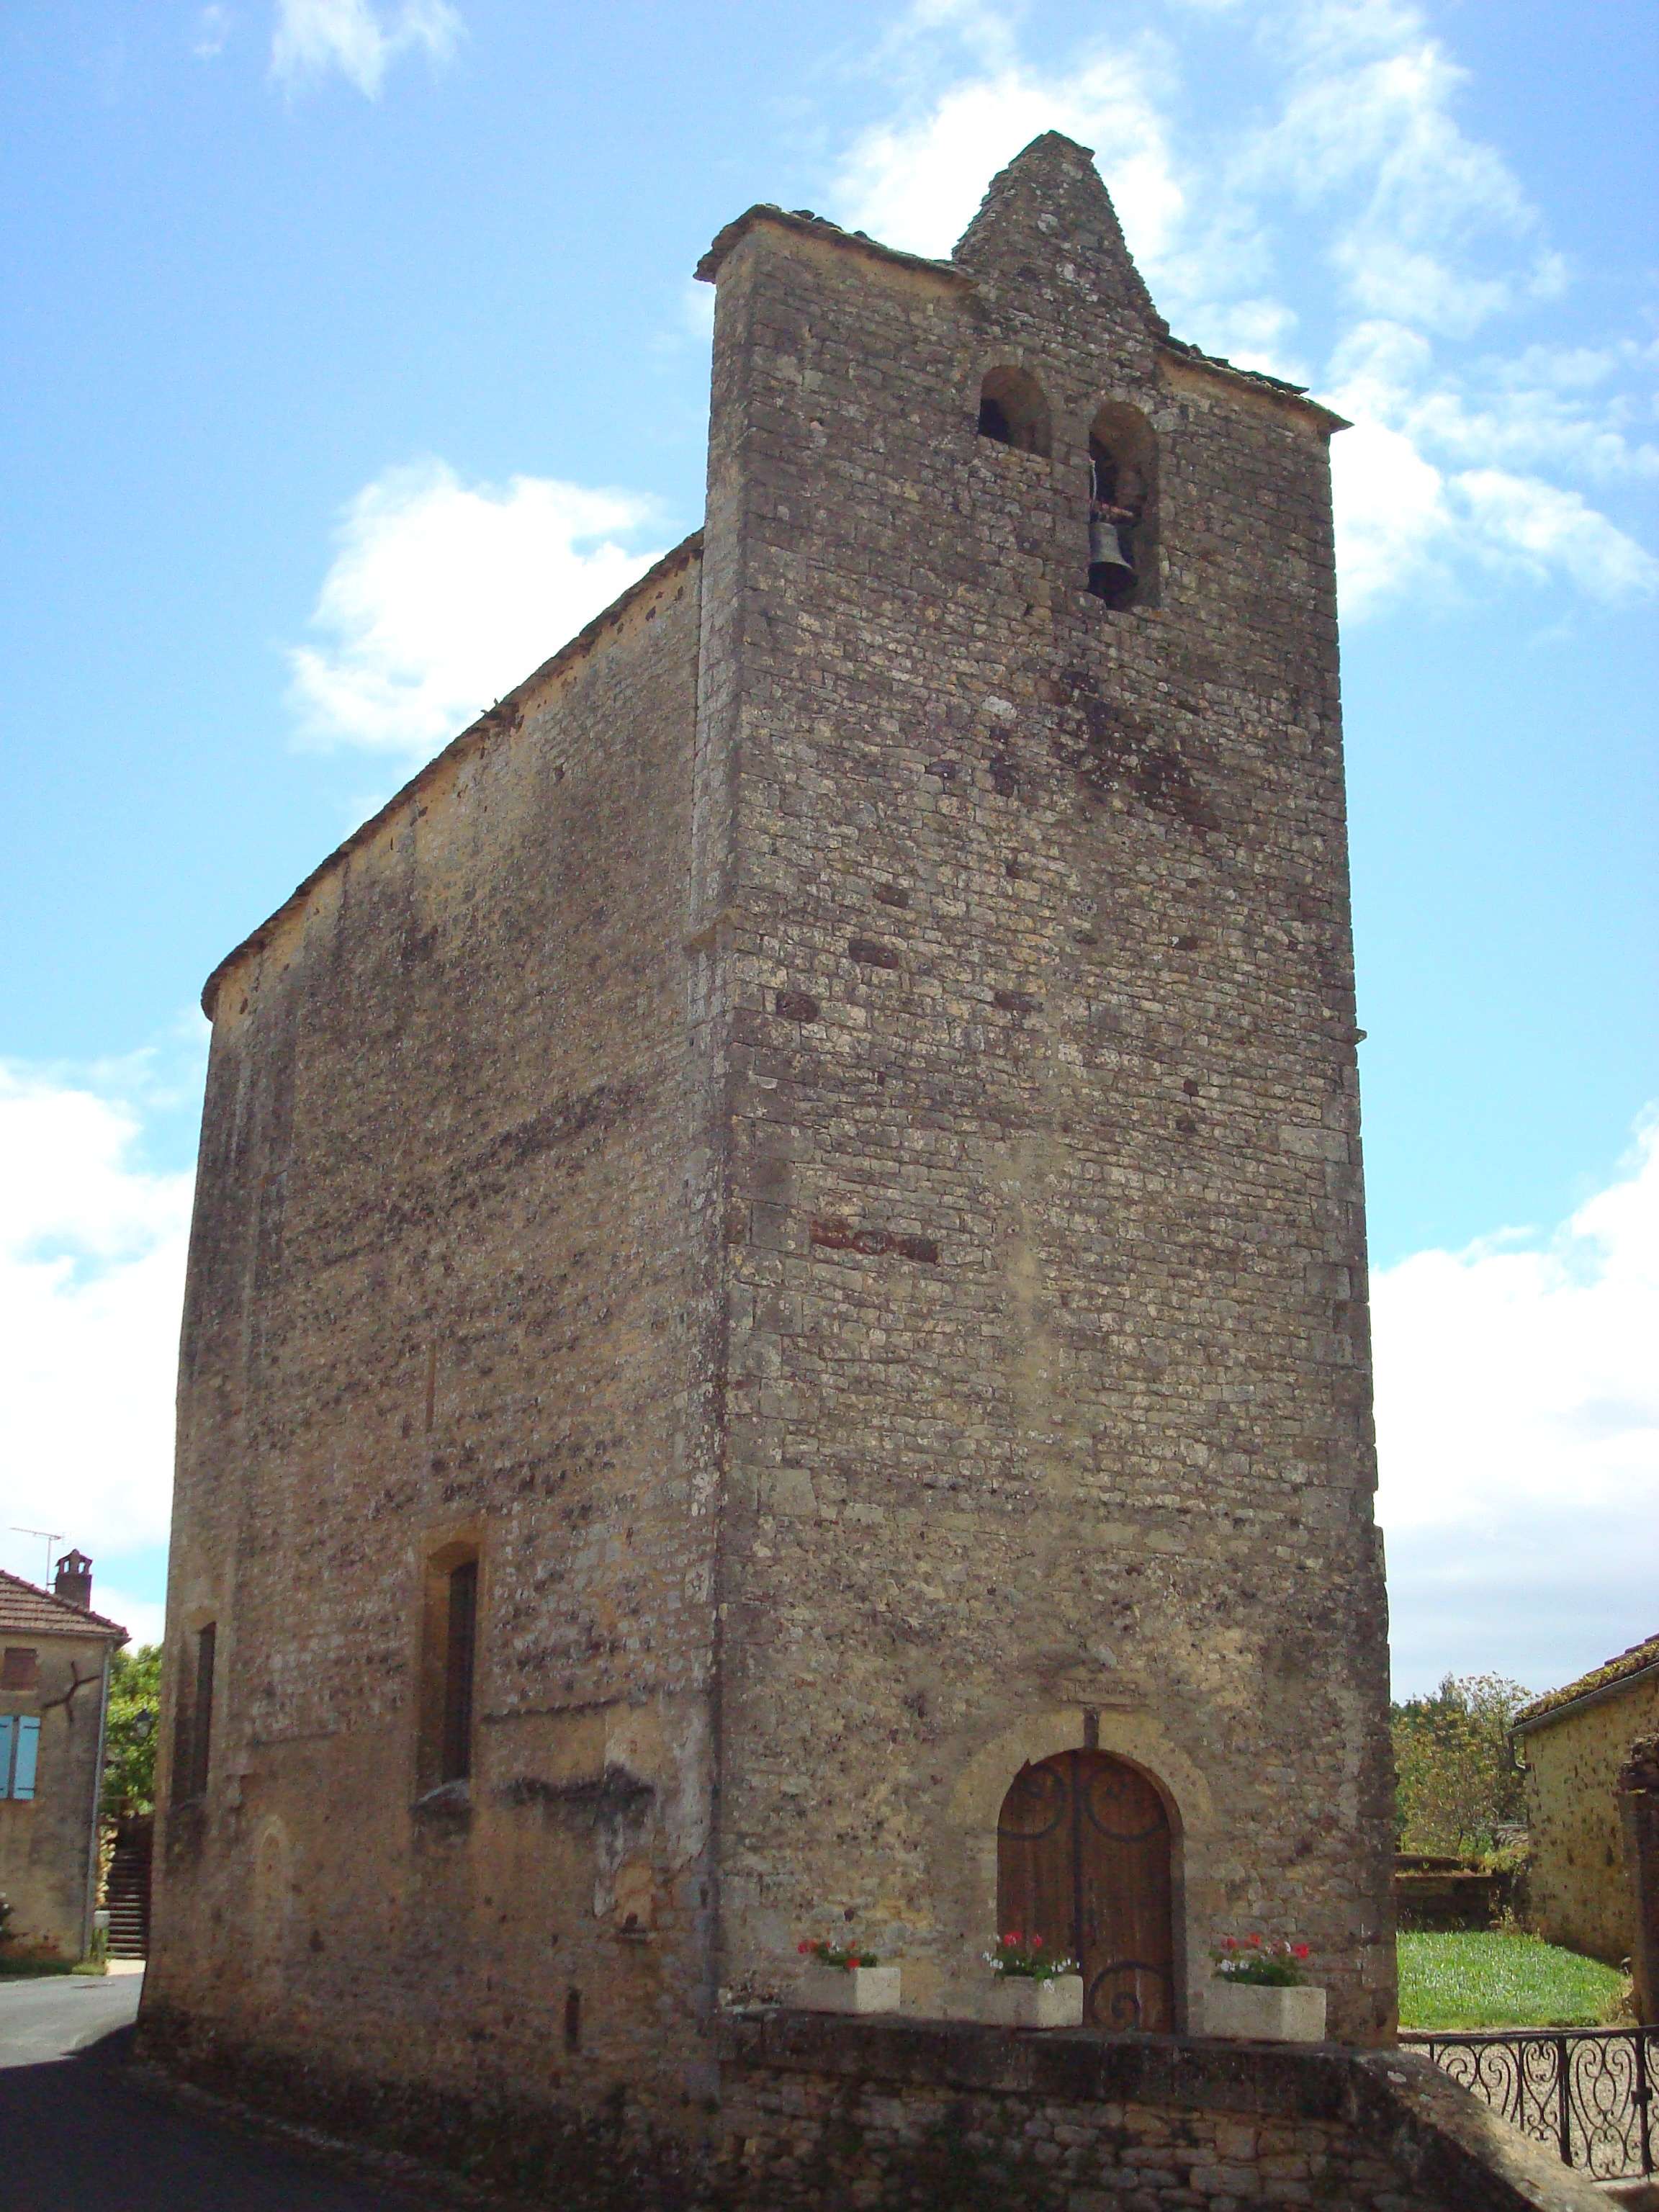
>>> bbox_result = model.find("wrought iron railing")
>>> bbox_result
[1401,2026,1655,2180]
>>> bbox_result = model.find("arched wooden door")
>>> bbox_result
[997,1750,1175,2031]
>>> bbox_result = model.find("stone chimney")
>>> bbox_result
[53,1549,93,1610]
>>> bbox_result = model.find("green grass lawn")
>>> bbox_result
[1398,1932,1626,2031]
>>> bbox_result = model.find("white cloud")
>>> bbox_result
[0,1062,195,1576]
[1452,469,1659,601]
[88,1587,166,1650]
[1326,322,1659,489]
[193,5,232,59]
[835,42,1186,273]
[1375,1114,1659,1696]
[880,0,1024,72]
[1329,415,1452,617]
[1326,322,1659,610]
[1247,16,1544,337]
[271,0,462,98]
[287,459,665,761]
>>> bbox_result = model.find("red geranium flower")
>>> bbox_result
[1294,1945,1310,1959]
[1248,1934,1262,1947]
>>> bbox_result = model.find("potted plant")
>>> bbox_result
[1205,1935,1326,2042]
[796,1935,901,2015]
[981,1932,1084,2028]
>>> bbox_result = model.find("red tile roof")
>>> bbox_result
[0,1568,128,1642]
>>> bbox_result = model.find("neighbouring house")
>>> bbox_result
[1514,1631,1659,1966]
[0,1553,127,1961]
[145,134,1413,2197]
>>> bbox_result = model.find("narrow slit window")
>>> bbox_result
[172,1622,215,1803]
[418,1541,482,1797]
[441,1558,478,1784]
[192,1623,216,1797]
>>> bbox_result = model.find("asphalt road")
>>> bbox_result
[0,1973,442,2211]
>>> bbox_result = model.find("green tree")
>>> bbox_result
[102,1643,162,1821]
[1391,1673,1534,1858]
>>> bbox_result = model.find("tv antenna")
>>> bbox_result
[11,1528,64,1588]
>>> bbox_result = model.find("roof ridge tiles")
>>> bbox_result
[1513,1629,1659,1731]
[0,1566,129,1640]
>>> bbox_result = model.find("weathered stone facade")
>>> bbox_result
[1516,1633,1659,1966]
[0,1562,126,1959]
[149,132,1395,2166]
[153,538,716,2116]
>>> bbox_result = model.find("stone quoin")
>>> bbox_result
[145,132,1398,2188]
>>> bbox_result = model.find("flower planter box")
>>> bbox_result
[1206,1981,1326,2043]
[983,1974,1084,2029]
[797,1964,901,2015]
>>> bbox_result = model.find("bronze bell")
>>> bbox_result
[1089,510,1133,574]
[1089,505,1136,606]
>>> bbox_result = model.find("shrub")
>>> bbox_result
[1392,1673,1534,1857]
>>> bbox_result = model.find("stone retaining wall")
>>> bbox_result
[138,2001,1611,2210]
[1393,1856,1507,1932]
[714,2013,1607,2212]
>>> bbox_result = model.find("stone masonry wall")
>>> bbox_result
[150,132,1399,2184]
[714,2013,1606,2212]
[694,138,1395,2038]
[150,541,721,2122]
[1523,1675,1659,1966]
[0,1631,109,1956]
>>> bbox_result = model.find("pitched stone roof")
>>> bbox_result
[0,1568,128,1642]
[1513,1631,1659,1733]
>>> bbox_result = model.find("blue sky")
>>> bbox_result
[1,0,1654,1695]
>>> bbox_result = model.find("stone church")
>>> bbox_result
[149,132,1395,2157]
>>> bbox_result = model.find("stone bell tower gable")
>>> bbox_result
[693,140,1394,2041]
[951,129,1168,364]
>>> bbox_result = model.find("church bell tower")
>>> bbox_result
[690,133,1394,2042]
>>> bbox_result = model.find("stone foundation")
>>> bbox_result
[714,2013,1607,2212]
[138,2000,1609,2211]
[136,1997,714,2211]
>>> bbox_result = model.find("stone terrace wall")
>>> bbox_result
[149,539,720,2124]
[715,2013,1608,2212]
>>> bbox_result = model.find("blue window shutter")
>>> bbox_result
[0,1715,12,1798]
[12,1716,40,1801]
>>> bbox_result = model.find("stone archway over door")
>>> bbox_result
[997,1750,1175,2031]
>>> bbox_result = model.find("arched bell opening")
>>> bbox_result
[997,1747,1179,2031]
[1087,401,1159,609]
[977,365,1052,457]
